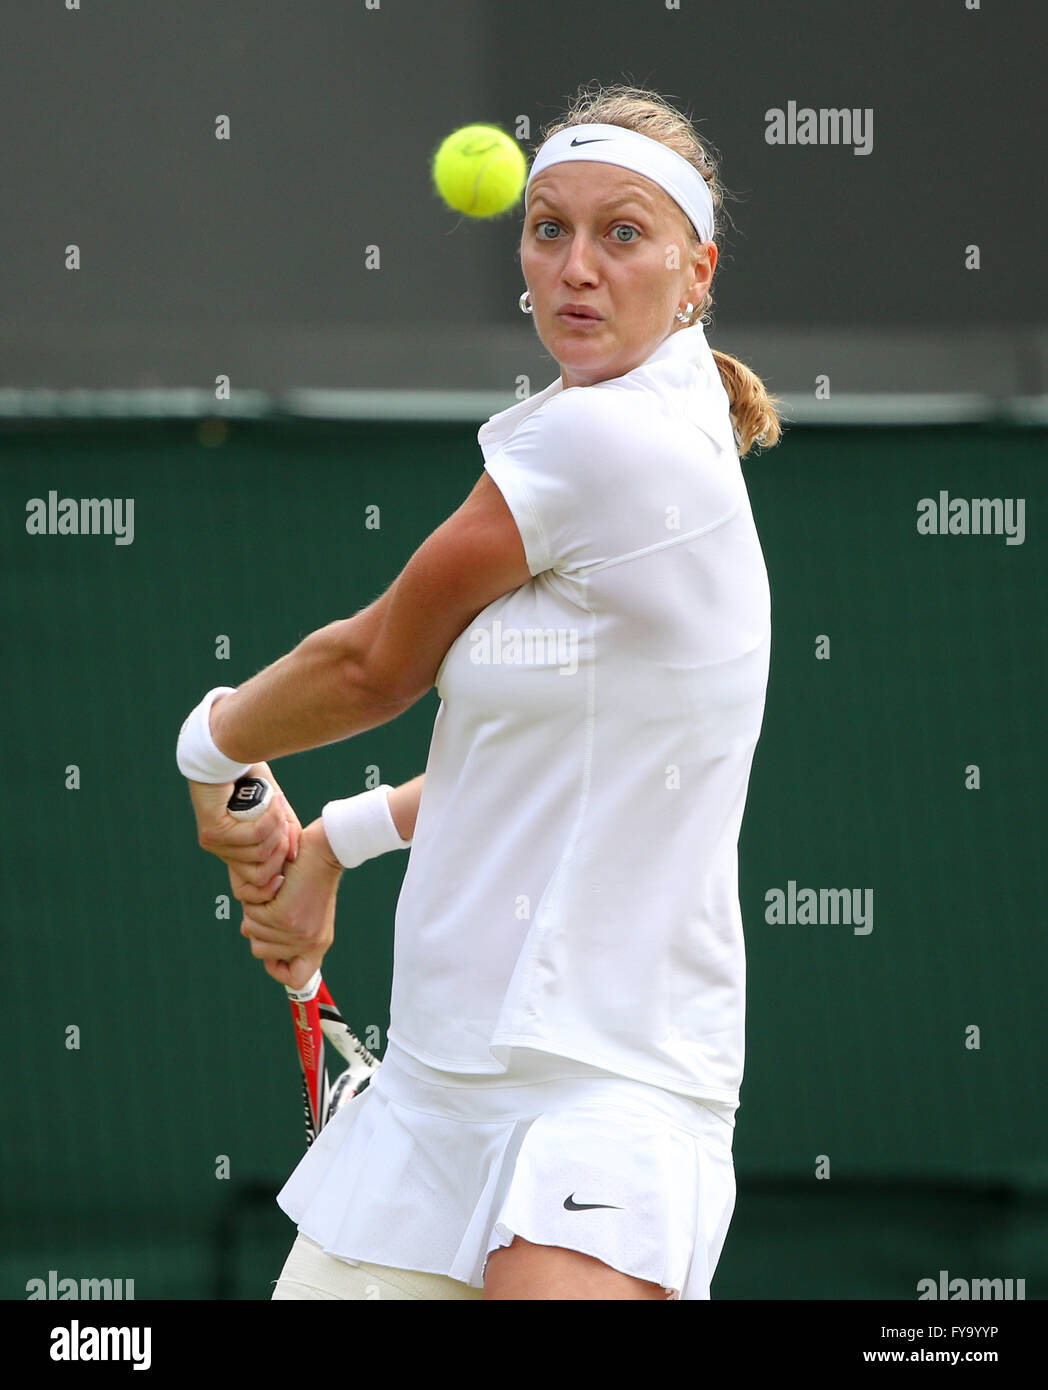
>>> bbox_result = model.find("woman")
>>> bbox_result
[179,83,783,1301]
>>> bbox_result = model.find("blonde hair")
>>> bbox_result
[530,82,786,458]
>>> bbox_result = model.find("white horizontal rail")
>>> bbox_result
[0,387,1045,427]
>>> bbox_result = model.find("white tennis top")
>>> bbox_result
[386,321,771,1105]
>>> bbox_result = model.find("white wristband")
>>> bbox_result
[321,785,412,869]
[176,686,253,784]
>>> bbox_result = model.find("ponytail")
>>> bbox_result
[710,349,787,457]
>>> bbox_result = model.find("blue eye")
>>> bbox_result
[534,221,639,242]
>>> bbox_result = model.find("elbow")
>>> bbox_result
[351,663,419,721]
[338,657,413,723]
[308,615,428,720]
[310,627,418,720]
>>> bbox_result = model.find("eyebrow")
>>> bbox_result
[528,189,656,216]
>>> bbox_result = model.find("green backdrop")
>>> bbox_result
[1,416,1044,1299]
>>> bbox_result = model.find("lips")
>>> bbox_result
[557,305,602,321]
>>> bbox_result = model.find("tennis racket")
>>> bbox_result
[227,775,380,1144]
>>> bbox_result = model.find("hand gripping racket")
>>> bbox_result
[227,775,380,1144]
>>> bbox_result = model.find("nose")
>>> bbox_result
[560,231,600,285]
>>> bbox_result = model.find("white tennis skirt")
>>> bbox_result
[276,1039,738,1300]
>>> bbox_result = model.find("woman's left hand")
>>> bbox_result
[238,818,344,990]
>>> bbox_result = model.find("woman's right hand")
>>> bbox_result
[194,762,303,905]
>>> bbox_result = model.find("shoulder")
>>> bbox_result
[517,382,662,462]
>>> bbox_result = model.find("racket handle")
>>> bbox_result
[225,777,335,1143]
[226,775,274,822]
[228,774,314,993]
[226,775,378,1130]
[227,771,296,911]
[286,980,328,1142]
[285,969,323,1004]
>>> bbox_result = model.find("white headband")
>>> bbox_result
[525,123,715,244]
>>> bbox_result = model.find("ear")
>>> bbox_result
[690,241,717,303]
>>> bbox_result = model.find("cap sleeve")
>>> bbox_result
[483,390,656,576]
[483,387,736,576]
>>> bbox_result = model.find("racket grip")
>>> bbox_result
[227,774,301,898]
[285,969,323,1004]
[225,778,340,1142]
[226,775,274,821]
[227,772,301,973]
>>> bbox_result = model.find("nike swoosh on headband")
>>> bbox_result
[569,137,611,146]
[563,1193,622,1211]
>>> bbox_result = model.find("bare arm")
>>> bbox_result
[207,470,531,765]
[387,774,425,842]
[208,599,405,766]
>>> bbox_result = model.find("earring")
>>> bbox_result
[675,303,694,324]
[519,290,533,314]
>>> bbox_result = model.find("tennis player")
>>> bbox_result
[178,83,783,1300]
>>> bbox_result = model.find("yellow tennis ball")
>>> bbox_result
[431,124,527,219]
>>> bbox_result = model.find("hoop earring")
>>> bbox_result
[519,290,533,314]
[675,302,694,324]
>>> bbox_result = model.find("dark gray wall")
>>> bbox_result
[1,0,1045,396]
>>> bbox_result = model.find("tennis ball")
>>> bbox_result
[431,124,527,219]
